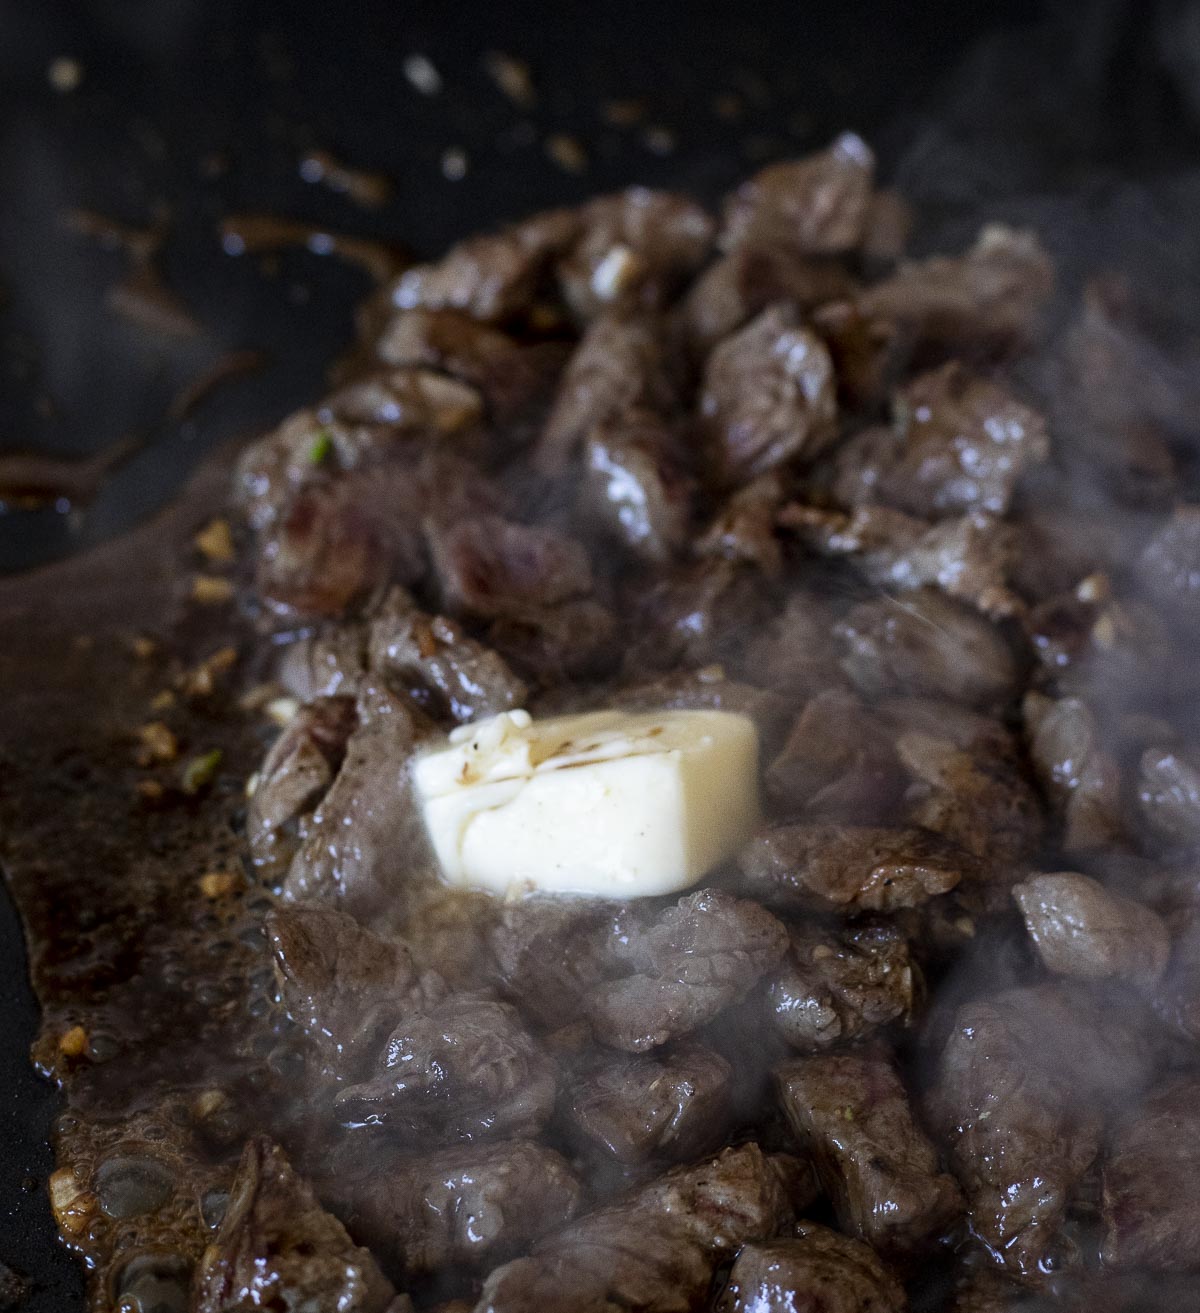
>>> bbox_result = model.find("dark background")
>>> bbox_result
[1,0,1198,1306]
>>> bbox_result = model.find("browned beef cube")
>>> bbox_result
[715,1223,907,1313]
[1013,872,1169,988]
[777,1051,961,1257]
[194,1138,395,1313]
[1102,1078,1200,1269]
[1137,746,1200,849]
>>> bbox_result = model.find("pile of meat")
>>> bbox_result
[68,134,1200,1311]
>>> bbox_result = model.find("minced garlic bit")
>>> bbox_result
[198,870,240,899]
[545,134,588,175]
[193,517,235,564]
[150,689,176,712]
[130,634,158,660]
[135,720,178,764]
[181,748,222,795]
[483,51,536,107]
[181,645,239,698]
[266,696,301,728]
[191,574,235,605]
[58,1025,88,1057]
[49,1167,96,1235]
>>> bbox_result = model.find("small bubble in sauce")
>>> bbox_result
[95,1156,172,1219]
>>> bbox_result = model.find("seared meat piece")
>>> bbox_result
[580,408,693,564]
[835,589,1018,707]
[376,309,563,424]
[248,696,357,886]
[281,685,435,918]
[781,504,1022,620]
[1151,914,1200,1042]
[813,302,906,411]
[1137,746,1200,848]
[679,245,856,362]
[539,312,677,474]
[1012,872,1169,987]
[696,473,786,575]
[740,593,845,704]
[861,188,913,268]
[584,889,788,1052]
[278,626,368,702]
[1023,693,1124,854]
[856,224,1053,358]
[715,1223,907,1313]
[833,364,1049,519]
[367,588,528,723]
[336,994,557,1142]
[777,1051,961,1257]
[720,133,876,256]
[768,921,921,1052]
[427,514,593,622]
[559,187,715,321]
[389,208,580,322]
[322,367,485,434]
[929,983,1158,1283]
[487,597,618,684]
[766,689,906,822]
[236,374,484,532]
[699,304,839,487]
[473,1142,793,1313]
[267,904,422,1070]
[193,1138,396,1313]
[567,1041,733,1164]
[894,728,1043,868]
[491,897,638,1029]
[1101,1078,1200,1269]
[622,559,771,675]
[740,824,969,913]
[327,1138,581,1277]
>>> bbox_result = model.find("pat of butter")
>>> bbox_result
[414,708,761,898]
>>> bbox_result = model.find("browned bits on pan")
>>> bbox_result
[198,871,241,899]
[134,721,178,765]
[191,574,235,605]
[58,1025,89,1057]
[194,517,235,565]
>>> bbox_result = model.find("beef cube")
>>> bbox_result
[389,208,580,322]
[490,897,638,1029]
[427,514,592,621]
[812,303,907,412]
[929,983,1158,1283]
[486,597,618,684]
[473,1142,794,1313]
[580,408,693,564]
[856,224,1053,358]
[1023,693,1124,854]
[835,589,1018,707]
[768,922,921,1052]
[720,133,876,256]
[267,903,421,1071]
[739,593,845,705]
[696,473,786,576]
[193,1138,395,1313]
[336,994,557,1142]
[883,364,1048,518]
[567,1041,733,1164]
[679,245,856,362]
[538,312,677,474]
[278,625,368,702]
[699,304,838,486]
[780,504,1022,620]
[1102,1078,1200,1269]
[281,685,436,918]
[248,697,357,886]
[893,728,1044,868]
[584,889,788,1052]
[777,1051,961,1256]
[1013,872,1169,988]
[326,1138,581,1277]
[367,588,528,723]
[1137,746,1200,848]
[376,309,563,424]
[739,824,969,913]
[558,187,715,321]
[715,1223,907,1313]
[765,689,906,823]
[622,559,772,675]
[322,367,484,434]
[1151,914,1200,1042]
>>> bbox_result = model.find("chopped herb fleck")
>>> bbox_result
[181,748,223,795]
[308,429,334,465]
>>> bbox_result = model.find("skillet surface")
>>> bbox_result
[1,1,1190,1305]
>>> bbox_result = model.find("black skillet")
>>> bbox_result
[0,0,1193,1306]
